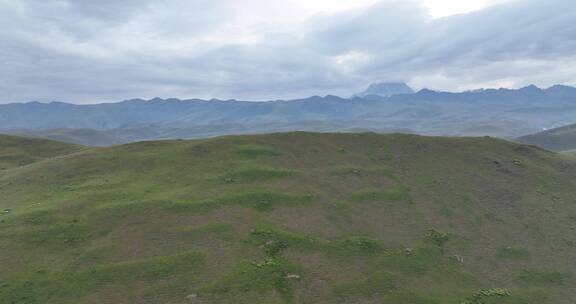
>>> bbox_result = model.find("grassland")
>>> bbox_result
[1,132,576,303]
[0,134,83,170]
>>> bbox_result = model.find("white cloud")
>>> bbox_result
[0,0,574,103]
[422,0,514,18]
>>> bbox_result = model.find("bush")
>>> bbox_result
[461,288,511,304]
[425,229,450,247]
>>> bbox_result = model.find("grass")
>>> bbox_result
[90,190,313,217]
[0,252,205,303]
[246,225,384,257]
[221,165,298,182]
[206,190,313,211]
[11,209,61,226]
[1,132,576,303]
[334,271,397,299]
[329,236,384,256]
[377,246,448,276]
[517,269,571,285]
[235,144,280,158]
[330,166,396,179]
[0,134,83,170]
[13,222,94,249]
[348,186,413,204]
[199,257,302,303]
[381,290,444,304]
[496,247,530,260]
[178,222,234,239]
[247,226,321,256]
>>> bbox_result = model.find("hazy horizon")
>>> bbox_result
[1,82,575,105]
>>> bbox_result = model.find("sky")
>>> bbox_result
[1,0,575,103]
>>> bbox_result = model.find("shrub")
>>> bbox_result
[425,229,450,247]
[461,288,511,304]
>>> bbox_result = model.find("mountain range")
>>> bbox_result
[2,83,576,146]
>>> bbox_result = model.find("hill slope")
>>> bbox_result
[1,133,576,304]
[0,134,84,170]
[6,129,127,147]
[517,123,576,151]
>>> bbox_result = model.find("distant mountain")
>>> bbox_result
[354,82,415,99]
[545,85,576,98]
[1,84,576,146]
[517,123,576,151]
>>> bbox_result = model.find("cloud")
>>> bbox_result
[0,0,575,103]
[308,0,576,90]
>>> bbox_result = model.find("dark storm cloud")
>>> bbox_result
[0,0,575,103]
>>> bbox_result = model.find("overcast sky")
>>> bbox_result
[1,0,575,103]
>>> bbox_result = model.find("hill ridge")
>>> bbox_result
[0,133,84,170]
[0,132,575,303]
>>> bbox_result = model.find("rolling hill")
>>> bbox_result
[6,129,127,147]
[1,132,576,303]
[0,134,83,170]
[517,123,576,152]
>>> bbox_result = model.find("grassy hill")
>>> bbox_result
[0,134,84,170]
[6,129,127,147]
[1,132,576,303]
[517,124,576,151]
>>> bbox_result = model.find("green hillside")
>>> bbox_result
[7,129,126,147]
[1,132,576,304]
[0,134,84,170]
[517,124,576,151]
